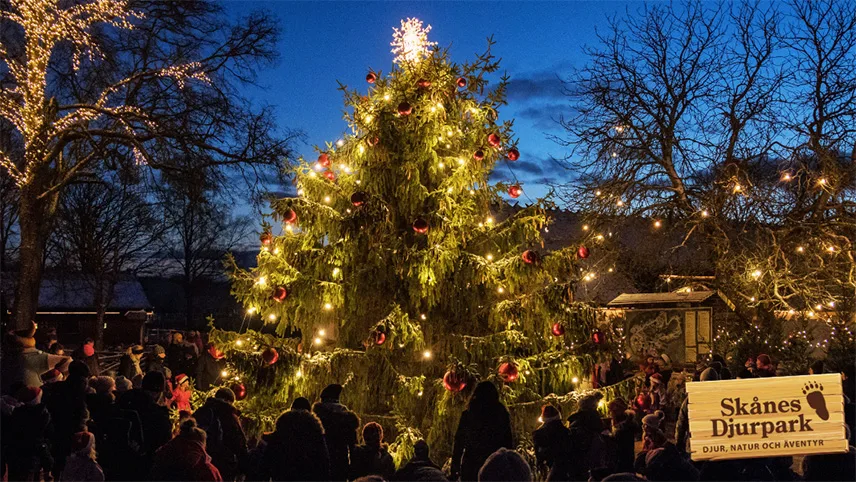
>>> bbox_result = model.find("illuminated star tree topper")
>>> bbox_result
[391,17,437,65]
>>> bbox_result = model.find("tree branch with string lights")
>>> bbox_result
[556,0,855,367]
[214,18,631,462]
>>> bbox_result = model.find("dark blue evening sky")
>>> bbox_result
[226,1,638,203]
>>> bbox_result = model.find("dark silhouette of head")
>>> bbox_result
[468,381,500,410]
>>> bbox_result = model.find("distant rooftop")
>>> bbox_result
[607,290,717,307]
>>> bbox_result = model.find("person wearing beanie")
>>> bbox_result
[675,367,720,455]
[393,440,444,481]
[634,410,672,474]
[349,422,395,481]
[1,321,71,393]
[117,371,172,462]
[72,338,101,377]
[147,344,169,376]
[113,375,133,394]
[171,374,193,412]
[118,345,145,380]
[193,387,248,480]
[608,398,639,473]
[313,384,360,481]
[60,431,104,481]
[7,386,54,481]
[258,408,330,481]
[196,342,225,391]
[565,391,606,480]
[532,404,570,478]
[477,448,532,482]
[151,418,223,481]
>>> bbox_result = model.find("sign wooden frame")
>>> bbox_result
[686,373,848,461]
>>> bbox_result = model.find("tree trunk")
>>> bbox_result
[184,275,194,329]
[13,186,59,329]
[93,278,107,350]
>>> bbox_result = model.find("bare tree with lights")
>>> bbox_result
[559,0,855,335]
[0,0,292,329]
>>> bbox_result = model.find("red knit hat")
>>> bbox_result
[71,431,94,453]
[15,386,43,405]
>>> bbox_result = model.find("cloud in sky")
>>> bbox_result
[506,64,573,102]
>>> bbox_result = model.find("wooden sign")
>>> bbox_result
[686,373,848,461]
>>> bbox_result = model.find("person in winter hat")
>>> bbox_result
[72,338,101,377]
[259,405,330,481]
[634,411,670,473]
[291,397,311,411]
[477,448,532,482]
[116,371,173,463]
[451,381,513,482]
[393,440,445,481]
[7,386,54,481]
[41,368,63,384]
[311,384,360,481]
[150,418,223,481]
[196,343,225,391]
[148,345,169,376]
[113,375,132,394]
[61,431,104,481]
[607,398,639,473]
[532,404,570,479]
[118,345,145,380]
[648,373,667,411]
[193,387,248,480]
[172,374,193,411]
[566,391,607,480]
[676,367,719,453]
[349,422,396,480]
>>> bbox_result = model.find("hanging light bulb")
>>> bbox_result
[422,350,432,359]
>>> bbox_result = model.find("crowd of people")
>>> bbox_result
[1,321,855,481]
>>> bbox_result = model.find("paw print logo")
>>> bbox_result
[802,381,829,420]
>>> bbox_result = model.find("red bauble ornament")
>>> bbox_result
[231,383,247,401]
[498,362,519,382]
[371,329,387,346]
[507,148,520,161]
[318,153,331,168]
[398,102,412,116]
[456,77,467,88]
[417,79,431,88]
[473,150,485,161]
[443,370,467,392]
[260,232,272,246]
[272,286,288,302]
[488,133,501,147]
[508,185,522,199]
[283,209,297,224]
[412,217,430,234]
[577,245,590,259]
[262,347,279,365]
[367,136,380,146]
[324,170,336,181]
[351,191,368,207]
[522,250,541,265]
[551,322,565,337]
[366,72,377,83]
[591,329,605,345]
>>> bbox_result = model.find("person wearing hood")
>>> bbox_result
[151,418,223,481]
[193,387,248,480]
[7,386,54,481]
[257,406,330,481]
[676,367,718,454]
[566,392,608,481]
[312,383,360,481]
[349,422,395,481]
[72,338,101,377]
[393,440,445,481]
[196,343,225,391]
[607,398,639,473]
[60,431,104,481]
[451,381,513,482]
[118,345,145,380]
[1,321,71,393]
[532,404,570,479]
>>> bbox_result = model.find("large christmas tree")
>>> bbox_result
[215,19,633,463]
